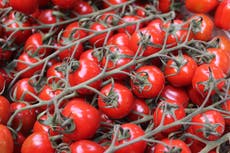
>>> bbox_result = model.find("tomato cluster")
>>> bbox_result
[0,0,230,153]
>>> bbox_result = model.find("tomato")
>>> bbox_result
[3,11,32,44]
[0,68,13,85]
[52,0,77,9]
[21,132,54,153]
[207,48,230,75]
[13,132,25,153]
[8,0,38,14]
[153,99,186,134]
[221,99,230,126]
[0,74,5,93]
[130,65,165,99]
[129,27,164,56]
[62,98,101,141]
[73,1,94,15]
[70,140,105,153]
[191,14,214,41]
[33,115,49,133]
[192,64,225,96]
[62,22,88,40]
[0,124,14,153]
[189,110,225,141]
[164,54,198,87]
[213,35,230,57]
[10,102,36,135]
[113,123,146,153]
[103,0,128,8]
[147,18,165,36]
[98,82,134,119]
[185,0,218,13]
[127,98,150,121]
[158,0,171,13]
[0,47,13,66]
[154,138,191,153]
[79,49,101,64]
[38,0,50,7]
[214,0,230,30]
[0,96,11,125]
[98,11,116,25]
[101,45,135,80]
[68,59,102,95]
[16,52,43,78]
[46,62,65,83]
[118,15,144,34]
[107,33,130,47]
[160,85,189,107]
[12,78,37,103]
[89,22,113,47]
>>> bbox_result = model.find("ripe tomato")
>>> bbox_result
[221,99,230,126]
[213,35,230,57]
[192,64,225,96]
[62,98,101,141]
[114,123,146,153]
[153,99,186,134]
[79,49,101,64]
[0,47,13,66]
[21,132,54,153]
[46,62,65,83]
[103,0,128,8]
[107,33,130,47]
[70,140,105,153]
[62,22,88,40]
[0,74,5,93]
[147,18,165,36]
[33,115,49,133]
[207,48,230,75]
[130,65,165,99]
[214,0,230,30]
[164,54,198,87]
[52,0,77,9]
[0,124,14,153]
[73,1,94,15]
[98,82,134,119]
[8,0,38,14]
[154,138,191,153]
[0,96,11,125]
[118,15,143,34]
[158,0,172,13]
[68,59,102,95]
[185,0,218,13]
[160,85,189,107]
[189,110,225,141]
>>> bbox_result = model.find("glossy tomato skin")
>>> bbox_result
[102,0,128,8]
[154,138,191,153]
[131,65,165,99]
[190,110,225,141]
[118,15,143,34]
[0,124,14,153]
[114,123,146,153]
[164,54,197,87]
[107,33,130,47]
[79,49,101,64]
[62,98,101,141]
[158,0,171,13]
[21,132,54,153]
[62,22,88,40]
[214,0,230,30]
[8,0,38,14]
[185,0,218,13]
[213,35,230,57]
[46,62,65,83]
[70,140,105,153]
[98,83,134,119]
[33,115,49,133]
[221,99,230,126]
[73,1,94,15]
[192,64,225,96]
[0,96,11,125]
[68,59,102,95]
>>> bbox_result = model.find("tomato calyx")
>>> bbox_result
[165,145,182,153]
[190,16,203,34]
[167,54,188,77]
[159,101,180,119]
[69,60,80,72]
[117,127,131,141]
[102,87,119,108]
[132,71,152,93]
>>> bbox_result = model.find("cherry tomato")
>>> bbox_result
[70,140,105,153]
[103,0,128,8]
[214,0,230,30]
[185,0,218,13]
[8,0,38,14]
[79,49,101,64]
[107,33,130,47]
[21,132,54,153]
[73,1,94,15]
[221,99,230,126]
[189,110,225,141]
[0,74,5,93]
[13,132,25,153]
[62,22,88,40]
[0,47,13,66]
[130,65,165,98]
[33,115,49,133]
[0,96,11,125]
[62,98,101,141]
[0,124,14,153]
[46,62,65,83]
[213,35,230,57]
[98,82,134,119]
[158,0,172,13]
[114,123,146,153]
[164,54,198,87]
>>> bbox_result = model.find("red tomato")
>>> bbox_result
[52,0,77,9]
[154,138,191,153]
[191,14,214,41]
[164,54,198,87]
[118,15,143,34]
[62,22,88,40]
[0,96,11,125]
[221,99,230,126]
[98,11,116,25]
[46,62,65,83]
[153,99,186,134]
[130,65,165,98]
[0,68,13,85]
[207,48,230,75]
[73,1,94,15]
[21,132,54,153]
[98,82,134,119]
[0,124,14,153]
[79,49,101,64]
[62,98,101,141]
[185,0,218,13]
[214,0,230,30]
[192,64,225,96]
[8,0,38,14]
[147,18,165,36]
[68,59,102,95]
[129,27,164,56]
[70,140,105,153]
[13,132,25,153]
[101,45,135,80]
[158,0,172,13]
[33,115,49,133]
[10,102,36,135]
[213,35,230,57]
[107,33,130,47]
[16,52,43,78]
[103,0,128,8]
[113,123,146,153]
[161,85,189,107]
[0,74,5,93]
[189,110,225,141]
[0,47,13,66]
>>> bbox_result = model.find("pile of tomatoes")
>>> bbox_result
[0,0,230,153]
